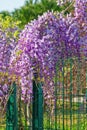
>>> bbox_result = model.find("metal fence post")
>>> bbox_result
[32,80,43,130]
[86,61,87,113]
[6,82,18,130]
[86,88,87,113]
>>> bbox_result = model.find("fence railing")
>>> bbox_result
[6,80,43,130]
[1,57,87,130]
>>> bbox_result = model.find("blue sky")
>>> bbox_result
[0,0,26,12]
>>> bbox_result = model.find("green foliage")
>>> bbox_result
[11,0,60,28]
[11,0,73,28]
[0,0,74,29]
[0,15,20,29]
[0,11,11,18]
[0,14,21,39]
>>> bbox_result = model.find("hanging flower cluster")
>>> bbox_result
[0,16,20,99]
[0,0,87,104]
[74,0,87,23]
[9,10,81,101]
[74,0,87,57]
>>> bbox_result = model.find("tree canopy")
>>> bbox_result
[0,0,73,28]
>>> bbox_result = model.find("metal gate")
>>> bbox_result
[43,57,87,130]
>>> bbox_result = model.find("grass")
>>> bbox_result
[0,114,87,130]
[0,116,6,130]
[43,113,87,130]
[0,101,87,130]
[0,126,6,130]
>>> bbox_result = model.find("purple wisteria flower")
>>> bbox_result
[9,10,83,102]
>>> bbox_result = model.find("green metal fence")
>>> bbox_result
[43,57,87,130]
[0,57,87,130]
[5,80,43,130]
[6,82,18,130]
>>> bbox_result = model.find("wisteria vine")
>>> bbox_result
[0,16,20,108]
[9,0,87,102]
[0,0,87,105]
